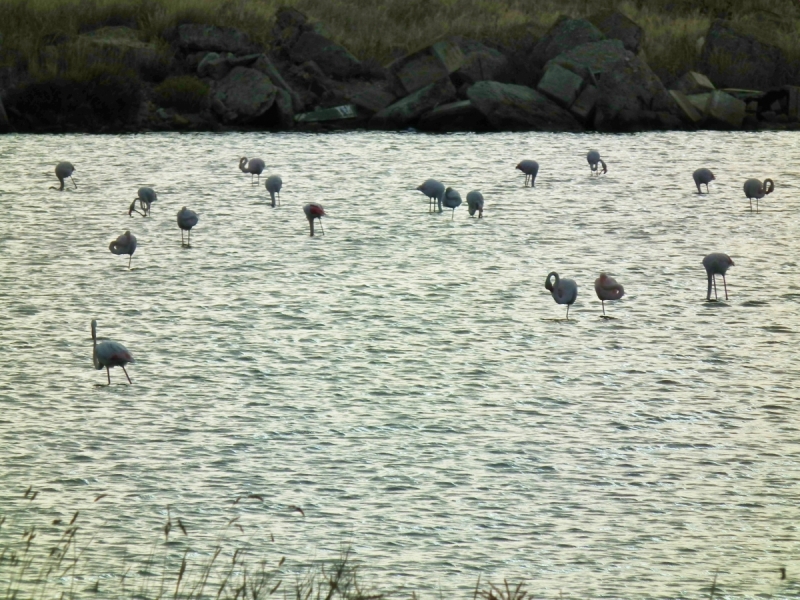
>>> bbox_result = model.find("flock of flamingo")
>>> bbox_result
[48,150,773,385]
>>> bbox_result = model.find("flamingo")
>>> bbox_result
[265,175,282,207]
[743,178,774,213]
[416,179,445,213]
[442,187,462,220]
[516,160,539,187]
[545,272,578,319]
[91,319,134,385]
[693,168,715,194]
[50,162,76,190]
[703,253,734,301]
[587,150,607,175]
[594,273,625,316]
[177,207,199,247]
[129,187,157,217]
[466,190,484,218]
[109,230,137,269]
[303,203,325,236]
[240,157,265,185]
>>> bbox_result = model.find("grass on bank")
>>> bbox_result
[0,0,799,84]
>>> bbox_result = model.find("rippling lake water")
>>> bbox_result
[2,131,800,599]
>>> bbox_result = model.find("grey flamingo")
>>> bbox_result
[743,178,774,213]
[587,150,607,175]
[416,179,445,213]
[239,157,266,185]
[545,271,578,319]
[50,162,76,190]
[303,203,325,236]
[442,187,462,220]
[109,230,137,269]
[91,319,134,385]
[467,190,484,218]
[516,160,539,187]
[177,207,199,247]
[129,187,157,217]
[265,175,282,207]
[693,168,715,194]
[703,253,734,301]
[594,273,624,316]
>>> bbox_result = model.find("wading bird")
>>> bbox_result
[91,319,134,385]
[239,157,266,185]
[587,151,607,175]
[743,178,774,212]
[693,168,715,194]
[466,190,484,218]
[303,203,325,236]
[177,207,199,247]
[545,271,578,319]
[594,273,625,316]
[265,175,282,207]
[703,253,734,301]
[443,187,462,220]
[109,230,137,269]
[516,160,539,187]
[50,162,76,191]
[128,187,157,217]
[416,179,445,213]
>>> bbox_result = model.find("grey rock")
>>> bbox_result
[686,93,712,113]
[545,39,626,79]
[251,55,304,111]
[0,94,8,133]
[672,71,715,95]
[387,40,464,96]
[669,90,703,123]
[371,77,457,128]
[295,104,359,123]
[228,53,263,68]
[466,81,582,131]
[418,100,488,131]
[537,63,584,107]
[706,90,746,127]
[571,84,599,122]
[452,46,509,85]
[327,80,396,113]
[289,31,361,80]
[588,10,644,54]
[212,67,277,123]
[271,7,311,53]
[197,52,232,80]
[273,88,295,128]
[531,18,604,67]
[177,24,257,54]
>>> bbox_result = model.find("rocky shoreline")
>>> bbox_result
[2,8,799,134]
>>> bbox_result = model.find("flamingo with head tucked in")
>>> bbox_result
[545,272,578,319]
[50,162,76,190]
[91,319,134,385]
[109,230,137,269]
[240,157,266,185]
[442,187,462,220]
[703,253,734,301]
[177,207,199,247]
[594,273,624,316]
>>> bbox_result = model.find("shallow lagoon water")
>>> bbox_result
[1,131,800,598]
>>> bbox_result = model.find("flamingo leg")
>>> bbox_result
[106,367,111,385]
[722,275,729,300]
[188,230,191,246]
[121,366,132,384]
[319,219,324,235]
[71,176,77,189]
[602,300,605,316]
[756,198,759,213]
[451,209,455,221]
[128,254,132,269]
[712,275,718,300]
[566,305,570,319]
[749,198,753,211]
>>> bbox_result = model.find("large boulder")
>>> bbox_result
[371,77,457,128]
[418,100,489,131]
[537,63,584,107]
[211,66,277,123]
[452,46,509,87]
[325,79,397,113]
[197,52,232,80]
[288,31,361,80]
[531,18,604,67]
[387,40,464,96]
[176,24,257,55]
[466,81,582,131]
[672,71,715,95]
[588,10,644,54]
[700,20,788,90]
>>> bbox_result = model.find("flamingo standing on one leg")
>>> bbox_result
[594,273,625,316]
[109,230,137,269]
[416,179,445,213]
[240,157,266,185]
[50,162,76,190]
[545,271,578,319]
[265,175,283,207]
[587,151,607,176]
[303,203,325,236]
[693,168,715,194]
[91,319,134,385]
[703,253,734,301]
[743,178,774,213]
[442,187,462,220]
[466,191,484,218]
[177,206,199,247]
[516,160,539,187]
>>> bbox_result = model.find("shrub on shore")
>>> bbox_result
[153,75,209,112]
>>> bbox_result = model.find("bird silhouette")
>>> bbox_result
[516,160,539,187]
[587,151,607,175]
[91,319,134,385]
[265,175,282,207]
[416,179,445,213]
[703,253,734,301]
[109,231,137,269]
[442,187,462,220]
[466,190,484,218]
[693,168,715,194]
[303,203,326,236]
[177,207,199,247]
[50,162,76,191]
[239,157,265,185]
[594,273,624,316]
[545,271,578,319]
[129,187,157,217]
[743,178,774,212]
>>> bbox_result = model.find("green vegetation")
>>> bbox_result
[0,0,798,84]
[154,75,209,112]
